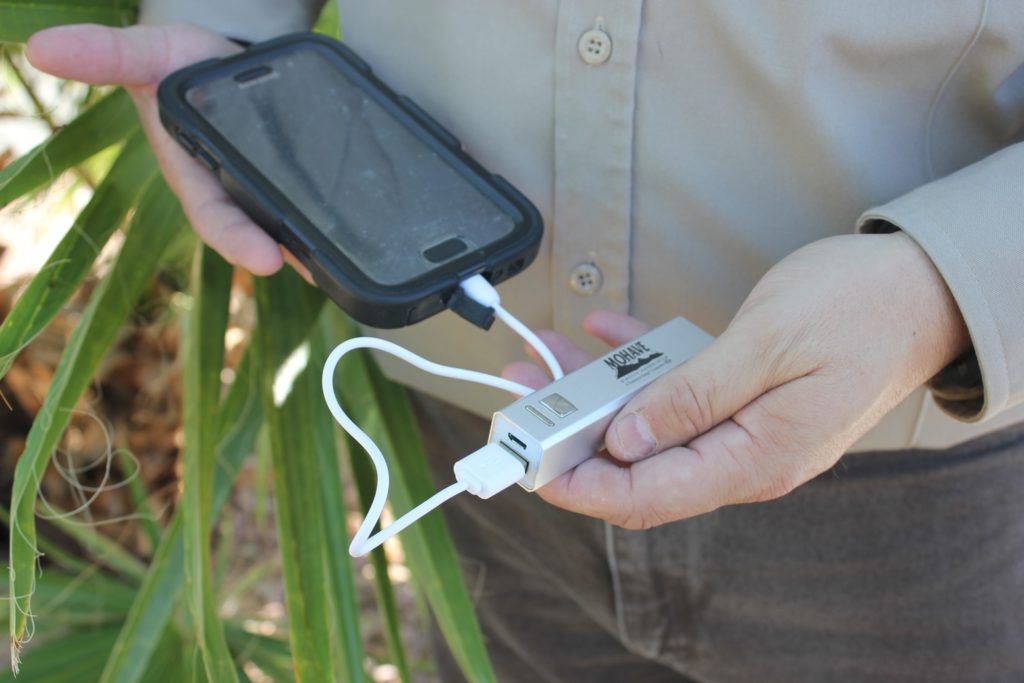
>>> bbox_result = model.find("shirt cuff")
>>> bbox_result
[139,0,324,43]
[858,142,1024,423]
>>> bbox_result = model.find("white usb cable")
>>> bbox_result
[323,276,560,557]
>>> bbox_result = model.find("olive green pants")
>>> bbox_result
[412,393,1024,683]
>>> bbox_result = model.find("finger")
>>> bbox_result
[628,373,841,518]
[131,89,284,274]
[509,329,591,390]
[26,23,236,88]
[582,310,652,347]
[502,361,551,391]
[509,313,655,393]
[540,377,838,527]
[184,190,284,275]
[536,447,706,528]
[27,24,284,274]
[537,435,758,528]
[522,330,592,375]
[605,325,783,462]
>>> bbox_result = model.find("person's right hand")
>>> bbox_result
[27,23,286,275]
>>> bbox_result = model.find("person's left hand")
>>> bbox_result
[504,232,970,528]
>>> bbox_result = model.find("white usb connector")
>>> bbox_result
[454,443,526,498]
[342,444,525,558]
[458,273,502,309]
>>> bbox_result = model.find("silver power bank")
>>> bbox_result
[489,317,713,491]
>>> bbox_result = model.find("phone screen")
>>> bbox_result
[183,47,518,287]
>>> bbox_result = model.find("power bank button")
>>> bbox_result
[540,393,577,418]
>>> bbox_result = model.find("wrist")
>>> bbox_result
[887,230,970,376]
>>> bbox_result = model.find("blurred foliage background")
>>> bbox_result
[0,1,495,681]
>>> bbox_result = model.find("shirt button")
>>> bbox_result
[569,263,603,295]
[578,28,612,65]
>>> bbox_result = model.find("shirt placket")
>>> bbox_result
[552,2,643,353]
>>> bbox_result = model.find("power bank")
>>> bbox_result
[489,317,713,490]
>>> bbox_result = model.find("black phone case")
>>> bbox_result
[157,32,542,328]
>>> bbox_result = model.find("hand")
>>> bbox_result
[27,23,292,275]
[504,232,970,529]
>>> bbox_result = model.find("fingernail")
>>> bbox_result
[612,413,656,461]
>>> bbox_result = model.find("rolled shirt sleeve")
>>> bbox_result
[858,142,1024,423]
[139,0,324,42]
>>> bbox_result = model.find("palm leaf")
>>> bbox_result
[0,504,96,578]
[115,449,161,554]
[40,503,148,581]
[0,626,122,682]
[311,312,369,683]
[0,88,137,208]
[0,0,137,43]
[19,569,134,633]
[99,349,264,683]
[252,273,337,682]
[329,315,497,682]
[131,626,195,683]
[224,623,295,683]
[7,176,184,673]
[365,362,498,681]
[0,130,155,381]
[181,245,238,682]
[343,412,412,683]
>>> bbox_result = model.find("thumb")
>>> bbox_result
[605,327,779,462]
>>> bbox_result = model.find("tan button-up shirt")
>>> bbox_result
[142,0,1024,451]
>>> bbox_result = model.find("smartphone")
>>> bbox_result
[157,33,542,328]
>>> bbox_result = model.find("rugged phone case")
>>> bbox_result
[157,33,543,328]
